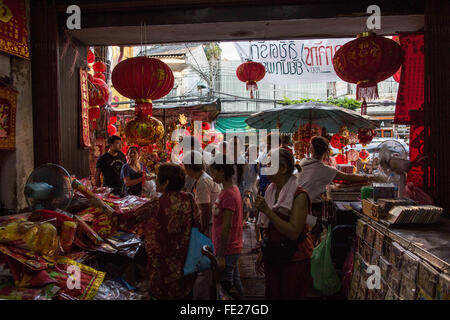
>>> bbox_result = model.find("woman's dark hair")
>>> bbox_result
[107,135,121,145]
[127,146,139,155]
[183,151,205,172]
[271,148,295,176]
[209,153,235,180]
[280,135,291,145]
[310,136,330,159]
[157,163,186,192]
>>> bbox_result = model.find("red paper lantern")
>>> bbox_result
[109,116,117,125]
[93,61,107,73]
[112,57,174,117]
[202,122,211,131]
[236,61,266,99]
[107,124,117,136]
[335,154,348,164]
[331,134,345,150]
[358,128,376,145]
[359,149,370,160]
[333,32,403,101]
[87,49,95,64]
[94,72,106,81]
[89,77,109,107]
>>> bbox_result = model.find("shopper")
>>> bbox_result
[112,163,201,300]
[95,135,127,196]
[254,148,314,300]
[120,146,152,196]
[280,135,294,154]
[209,153,244,300]
[297,136,371,242]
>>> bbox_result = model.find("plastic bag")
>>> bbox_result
[403,182,434,205]
[310,225,341,296]
[142,180,158,198]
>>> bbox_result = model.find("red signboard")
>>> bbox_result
[0,0,29,59]
[0,86,17,150]
[79,69,91,148]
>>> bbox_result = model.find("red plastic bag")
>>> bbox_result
[403,182,434,205]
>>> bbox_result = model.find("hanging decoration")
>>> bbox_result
[0,86,17,150]
[359,149,370,161]
[0,0,29,59]
[392,36,402,83]
[88,76,109,107]
[107,124,117,136]
[335,154,348,165]
[79,69,91,148]
[333,31,403,101]
[236,61,266,99]
[87,49,95,64]
[92,61,107,73]
[357,128,376,165]
[293,123,321,159]
[93,73,106,82]
[360,99,367,116]
[124,116,164,147]
[347,149,360,164]
[112,57,174,117]
[348,131,359,147]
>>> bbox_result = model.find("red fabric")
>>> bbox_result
[88,77,109,107]
[264,259,313,300]
[212,186,243,256]
[0,0,29,59]
[407,125,425,188]
[394,33,424,124]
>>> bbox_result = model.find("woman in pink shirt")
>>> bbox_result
[209,152,244,300]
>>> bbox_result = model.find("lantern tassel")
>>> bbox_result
[246,82,258,99]
[135,99,153,117]
[356,84,379,101]
[361,99,367,116]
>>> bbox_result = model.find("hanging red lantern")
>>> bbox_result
[109,116,117,125]
[124,115,164,146]
[88,106,100,120]
[359,149,370,161]
[88,77,109,107]
[333,32,403,101]
[107,124,117,136]
[236,61,266,99]
[335,154,348,165]
[93,61,107,73]
[112,57,174,117]
[202,122,211,131]
[87,49,95,64]
[392,36,402,83]
[331,134,345,150]
[94,72,106,81]
[358,128,376,145]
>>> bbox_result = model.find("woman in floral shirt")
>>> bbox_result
[112,163,201,300]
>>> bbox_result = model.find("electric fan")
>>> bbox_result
[371,140,412,197]
[24,163,74,211]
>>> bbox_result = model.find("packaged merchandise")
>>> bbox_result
[387,268,402,295]
[361,242,373,264]
[364,224,376,246]
[417,261,439,298]
[399,275,417,300]
[356,285,367,300]
[373,183,396,201]
[371,250,381,266]
[60,221,77,253]
[74,215,103,246]
[353,252,362,274]
[356,219,367,240]
[400,251,420,282]
[383,240,392,261]
[378,279,388,300]
[384,286,398,300]
[373,230,385,253]
[379,256,392,282]
[435,273,450,300]
[389,242,405,270]
[349,270,361,300]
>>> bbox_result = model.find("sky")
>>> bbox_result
[219,42,242,61]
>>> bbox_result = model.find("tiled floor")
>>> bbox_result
[238,222,266,300]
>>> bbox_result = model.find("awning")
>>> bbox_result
[215,116,256,133]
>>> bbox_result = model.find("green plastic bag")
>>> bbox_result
[310,225,341,296]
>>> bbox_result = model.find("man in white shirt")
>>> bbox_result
[183,150,221,237]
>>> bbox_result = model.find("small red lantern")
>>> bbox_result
[93,61,107,73]
[94,72,106,81]
[333,32,403,101]
[89,77,109,107]
[109,116,117,125]
[202,122,211,131]
[335,154,348,165]
[107,124,117,136]
[112,57,174,117]
[331,133,346,150]
[236,61,266,99]
[358,128,376,145]
[87,49,95,64]
[359,149,370,161]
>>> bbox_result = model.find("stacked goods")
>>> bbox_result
[385,205,443,225]
[349,218,450,300]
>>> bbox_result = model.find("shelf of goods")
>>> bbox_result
[348,212,450,300]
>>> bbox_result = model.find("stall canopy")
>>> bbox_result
[215,116,257,133]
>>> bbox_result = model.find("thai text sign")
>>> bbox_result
[79,69,91,148]
[0,86,17,150]
[234,39,352,84]
[0,0,29,59]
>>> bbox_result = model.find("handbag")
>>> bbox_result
[261,232,306,265]
[183,195,214,276]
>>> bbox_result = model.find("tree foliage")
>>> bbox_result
[281,97,361,111]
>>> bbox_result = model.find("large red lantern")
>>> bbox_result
[333,32,403,101]
[112,57,174,117]
[88,76,109,107]
[236,61,266,99]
